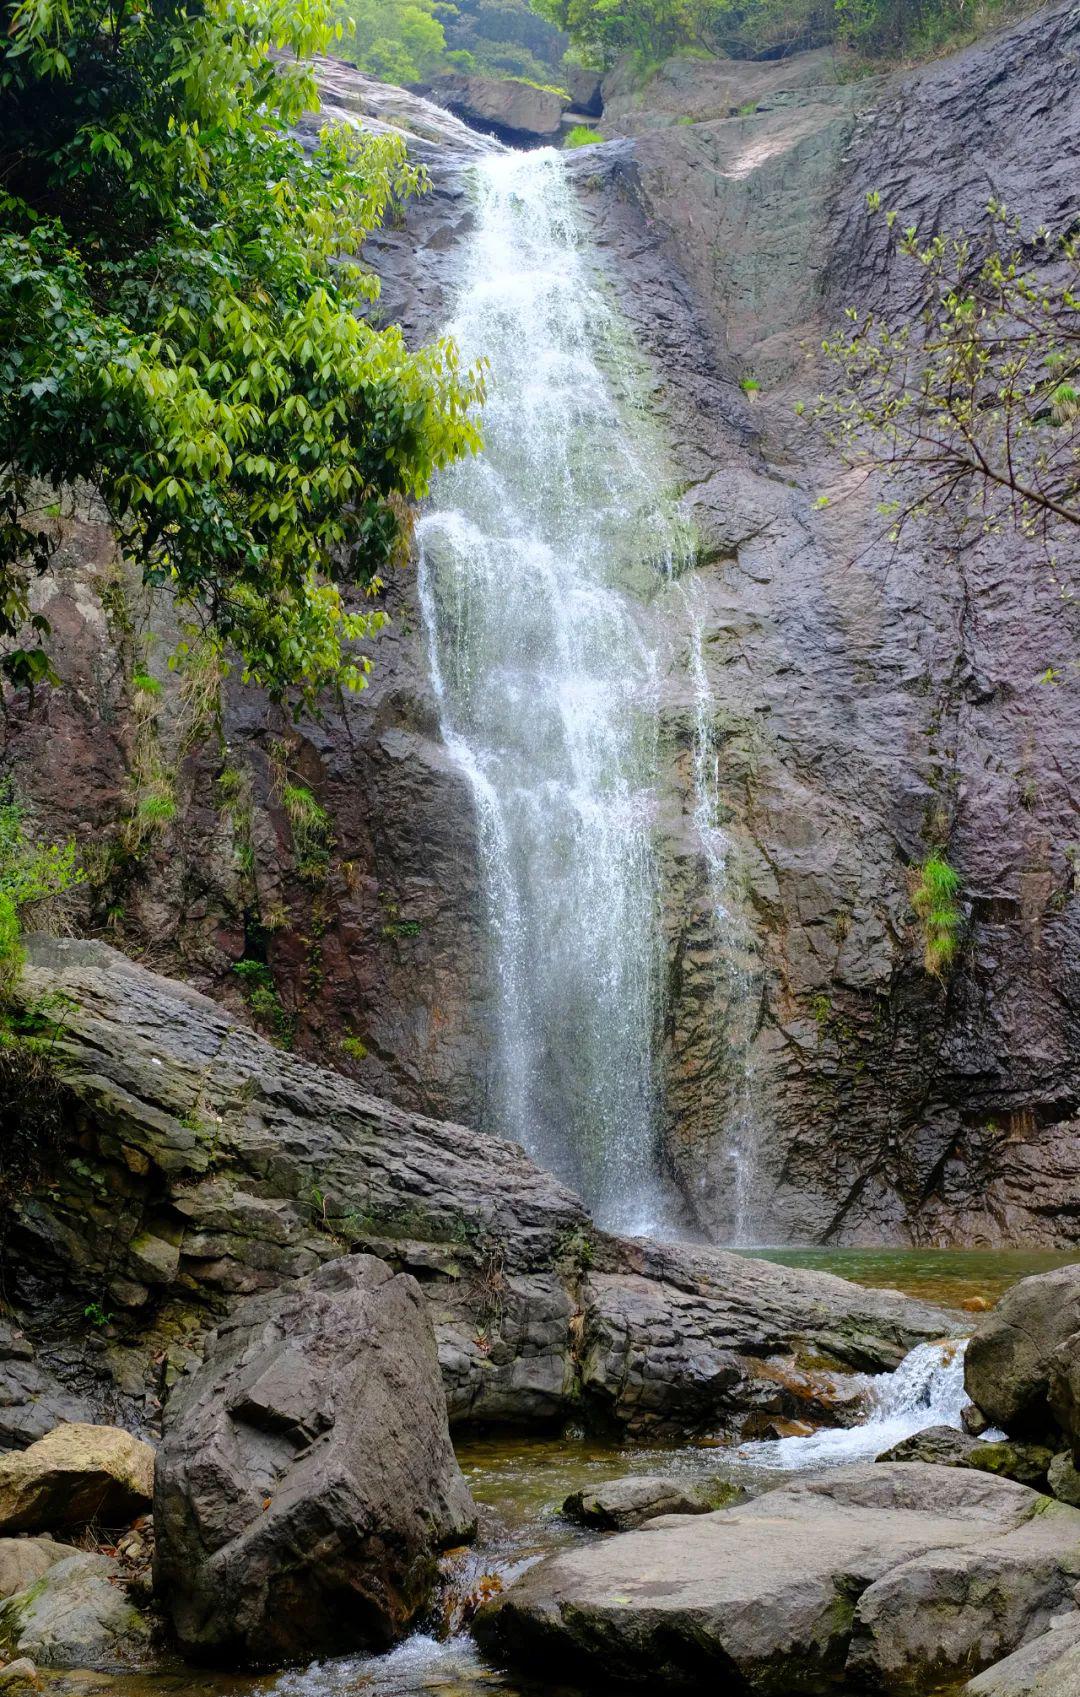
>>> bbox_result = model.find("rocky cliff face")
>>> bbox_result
[2,12,1078,1246]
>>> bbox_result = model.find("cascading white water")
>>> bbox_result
[737,1338,972,1472]
[417,148,689,1233]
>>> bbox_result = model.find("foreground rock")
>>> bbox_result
[0,1662,39,1693]
[9,940,954,1438]
[0,1426,154,1535]
[966,1266,1080,1437]
[967,1612,1080,1696]
[154,1255,476,1666]
[0,1552,153,1669]
[0,1540,68,1600]
[476,1463,1080,1693]
[563,1474,739,1531]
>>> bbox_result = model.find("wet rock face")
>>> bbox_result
[154,1255,476,1666]
[586,2,1080,1243]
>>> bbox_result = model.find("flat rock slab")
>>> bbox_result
[476,1463,1080,1694]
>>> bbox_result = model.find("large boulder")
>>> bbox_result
[0,1426,154,1535]
[966,1613,1080,1696]
[965,1267,1080,1436]
[475,1463,1080,1694]
[417,73,565,141]
[1050,1338,1080,1461]
[0,1552,153,1669]
[154,1254,476,1666]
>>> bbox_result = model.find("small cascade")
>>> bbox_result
[737,1338,970,1472]
[683,585,762,1242]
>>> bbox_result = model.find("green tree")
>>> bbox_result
[1,0,485,708]
[819,201,1079,558]
[338,0,449,83]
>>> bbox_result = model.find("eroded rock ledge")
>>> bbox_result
[7,937,951,1437]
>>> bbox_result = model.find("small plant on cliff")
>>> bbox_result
[283,785,333,882]
[233,959,294,1048]
[0,791,82,1000]
[911,853,962,977]
[564,125,604,147]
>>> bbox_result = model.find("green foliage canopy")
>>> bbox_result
[1,0,486,707]
[531,0,1026,68]
[338,0,449,83]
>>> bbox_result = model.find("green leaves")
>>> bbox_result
[1,0,485,709]
[818,203,1080,561]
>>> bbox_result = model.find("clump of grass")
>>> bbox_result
[739,374,761,396]
[911,853,962,977]
[564,125,604,148]
[283,784,332,881]
[340,1034,368,1062]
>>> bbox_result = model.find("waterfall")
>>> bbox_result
[417,148,688,1234]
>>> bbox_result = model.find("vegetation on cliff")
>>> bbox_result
[820,202,1079,560]
[0,0,486,708]
[533,0,1033,67]
[337,0,568,87]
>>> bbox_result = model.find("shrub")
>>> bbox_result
[911,853,962,977]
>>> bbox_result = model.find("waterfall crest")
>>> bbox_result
[417,149,688,1233]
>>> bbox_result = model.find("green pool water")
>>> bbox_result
[34,1246,1080,1697]
[740,1245,1080,1309]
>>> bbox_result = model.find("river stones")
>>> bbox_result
[475,1462,1080,1694]
[965,1266,1080,1437]
[154,1254,476,1666]
[878,1425,980,1465]
[563,1474,740,1531]
[0,1426,154,1535]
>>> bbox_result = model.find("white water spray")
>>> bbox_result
[737,1338,972,1472]
[417,149,689,1233]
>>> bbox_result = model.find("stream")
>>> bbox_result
[35,1249,1080,1697]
